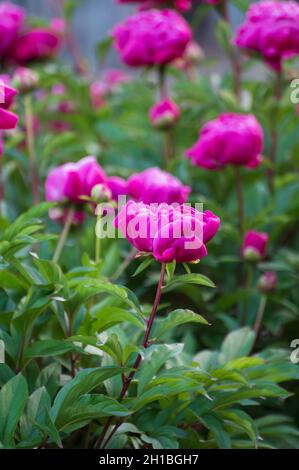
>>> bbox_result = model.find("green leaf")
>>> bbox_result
[0,374,28,447]
[95,36,113,62]
[58,394,130,432]
[212,383,290,410]
[137,343,184,395]
[164,273,215,291]
[19,387,61,448]
[220,409,258,446]
[91,307,144,334]
[153,309,209,340]
[219,327,256,364]
[200,412,231,449]
[51,366,125,427]
[24,339,84,359]
[132,257,154,277]
[166,261,176,280]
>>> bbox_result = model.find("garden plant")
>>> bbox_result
[0,0,299,451]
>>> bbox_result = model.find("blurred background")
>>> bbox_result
[14,0,245,72]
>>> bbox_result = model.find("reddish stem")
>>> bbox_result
[94,263,166,449]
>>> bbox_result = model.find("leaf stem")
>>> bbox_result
[234,166,244,235]
[0,157,4,217]
[253,294,267,340]
[267,70,282,193]
[110,247,137,282]
[95,263,166,449]
[52,207,74,263]
[24,94,40,205]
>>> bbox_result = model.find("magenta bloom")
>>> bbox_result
[149,98,180,129]
[0,2,25,60]
[127,167,190,205]
[115,201,220,262]
[186,113,264,170]
[45,156,107,205]
[117,0,193,11]
[113,9,192,67]
[241,230,269,261]
[0,80,18,130]
[9,26,62,64]
[258,271,277,293]
[107,176,128,201]
[153,206,220,263]
[234,1,299,71]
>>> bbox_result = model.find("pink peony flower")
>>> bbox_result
[45,156,107,205]
[186,113,264,170]
[149,98,180,129]
[258,271,277,293]
[153,206,220,263]
[115,200,220,262]
[0,79,18,130]
[234,1,299,71]
[127,167,191,204]
[113,9,192,67]
[241,230,269,261]
[117,0,193,11]
[107,176,128,201]
[8,23,63,64]
[0,2,25,60]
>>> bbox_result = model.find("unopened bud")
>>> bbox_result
[12,67,39,93]
[91,184,112,203]
[258,271,277,293]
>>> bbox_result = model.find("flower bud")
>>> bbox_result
[149,98,180,130]
[12,67,39,92]
[91,184,112,203]
[241,230,268,261]
[258,271,277,293]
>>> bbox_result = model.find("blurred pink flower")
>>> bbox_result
[149,98,180,129]
[127,167,190,204]
[241,230,269,261]
[117,0,193,11]
[186,113,264,170]
[9,22,63,64]
[45,156,107,205]
[0,1,25,60]
[90,69,129,110]
[113,9,192,67]
[234,1,299,71]
[107,176,128,200]
[0,79,18,130]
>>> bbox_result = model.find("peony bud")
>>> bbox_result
[12,67,39,92]
[149,98,180,130]
[241,230,269,262]
[258,271,277,293]
[91,184,112,203]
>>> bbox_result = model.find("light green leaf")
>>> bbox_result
[51,367,125,427]
[153,309,209,340]
[164,273,215,291]
[0,374,28,447]
[219,327,256,364]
